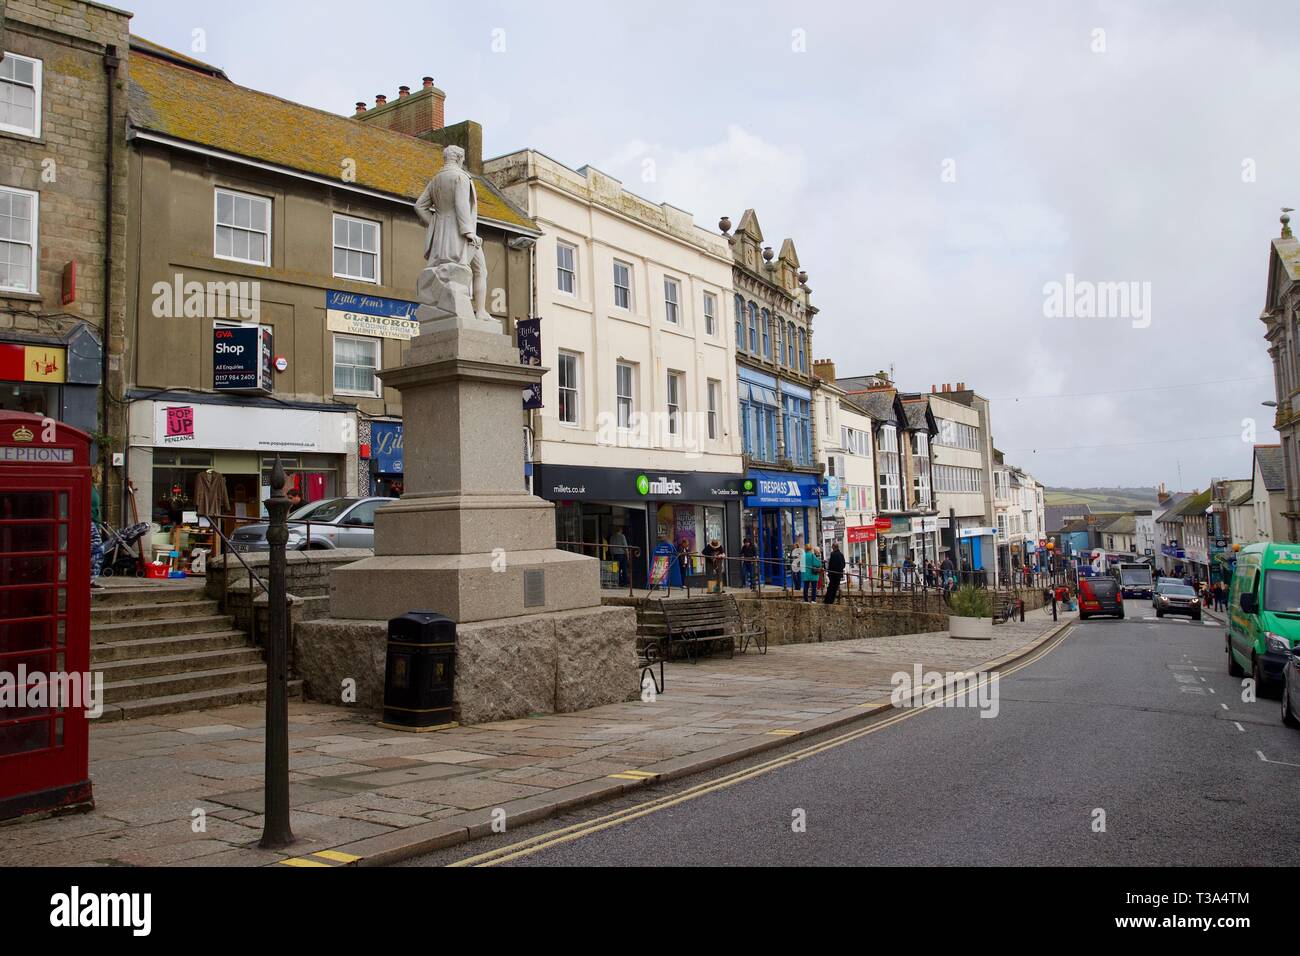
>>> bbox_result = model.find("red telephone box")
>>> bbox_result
[0,411,94,820]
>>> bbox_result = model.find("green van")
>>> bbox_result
[1226,542,1300,691]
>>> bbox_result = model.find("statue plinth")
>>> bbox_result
[413,264,499,336]
[300,145,637,726]
[327,327,601,624]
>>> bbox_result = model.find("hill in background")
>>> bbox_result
[1044,487,1160,511]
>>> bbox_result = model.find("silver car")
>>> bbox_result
[229,496,394,552]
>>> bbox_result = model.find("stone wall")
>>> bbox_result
[733,598,948,646]
[205,549,369,635]
[621,587,1050,648]
[293,605,638,725]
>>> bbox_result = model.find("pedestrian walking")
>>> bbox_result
[740,537,759,590]
[90,464,104,591]
[702,538,726,592]
[610,525,630,587]
[824,542,846,604]
[801,542,822,602]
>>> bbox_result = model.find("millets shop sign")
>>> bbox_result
[536,464,745,501]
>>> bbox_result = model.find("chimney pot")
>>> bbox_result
[375,94,387,106]
[423,76,434,90]
[354,102,367,114]
[398,85,411,98]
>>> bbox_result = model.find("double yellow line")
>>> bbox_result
[449,623,1074,867]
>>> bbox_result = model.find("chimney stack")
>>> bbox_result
[354,78,447,138]
[812,359,836,383]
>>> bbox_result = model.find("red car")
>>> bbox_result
[1078,575,1125,620]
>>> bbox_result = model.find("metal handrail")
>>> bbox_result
[201,517,270,649]
[555,540,643,597]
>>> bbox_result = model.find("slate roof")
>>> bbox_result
[1274,236,1300,283]
[1223,478,1252,508]
[1256,444,1285,492]
[126,40,538,233]
[900,396,932,432]
[1046,504,1089,532]
[1101,514,1136,535]
[842,387,898,424]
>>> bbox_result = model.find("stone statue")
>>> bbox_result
[413,145,493,329]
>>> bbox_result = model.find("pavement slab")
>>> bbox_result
[10,616,1067,866]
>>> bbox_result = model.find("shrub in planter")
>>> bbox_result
[948,585,993,640]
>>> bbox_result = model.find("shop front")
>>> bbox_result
[0,327,101,436]
[846,523,878,583]
[957,525,998,585]
[876,516,914,570]
[126,393,355,573]
[743,470,822,586]
[533,463,744,589]
[365,420,404,497]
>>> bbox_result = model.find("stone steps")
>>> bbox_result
[92,629,253,663]
[90,615,236,644]
[91,599,221,625]
[89,582,208,607]
[98,681,303,723]
[91,582,285,720]
[102,663,271,702]
[96,647,265,682]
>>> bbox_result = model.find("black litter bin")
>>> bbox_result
[382,611,456,730]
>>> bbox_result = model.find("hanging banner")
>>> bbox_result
[518,317,543,409]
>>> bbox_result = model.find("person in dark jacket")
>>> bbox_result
[740,537,759,590]
[824,542,846,604]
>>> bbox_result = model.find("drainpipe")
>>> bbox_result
[101,43,120,520]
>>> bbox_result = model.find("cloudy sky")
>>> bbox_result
[124,0,1299,490]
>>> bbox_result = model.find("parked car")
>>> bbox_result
[1078,575,1124,620]
[1226,542,1300,694]
[1153,582,1201,621]
[1282,642,1300,729]
[229,496,393,552]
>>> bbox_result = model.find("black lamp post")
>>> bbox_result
[259,455,294,849]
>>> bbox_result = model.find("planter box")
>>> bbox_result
[949,615,993,640]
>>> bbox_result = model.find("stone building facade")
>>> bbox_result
[121,38,537,564]
[485,149,742,588]
[1261,212,1300,541]
[723,209,824,584]
[0,0,130,518]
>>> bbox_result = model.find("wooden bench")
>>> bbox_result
[658,594,767,662]
[992,592,1022,624]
